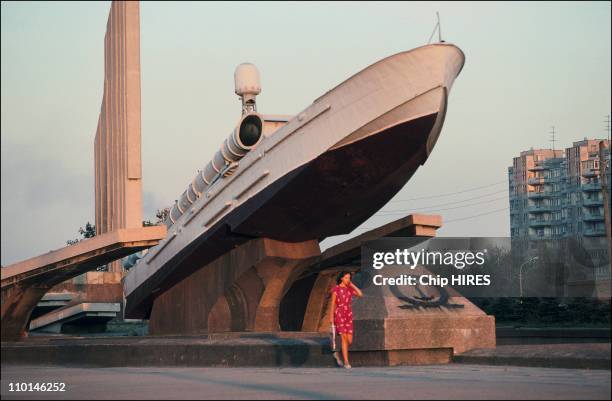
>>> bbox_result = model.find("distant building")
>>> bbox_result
[508,138,610,297]
[509,139,610,241]
[564,139,609,238]
[509,148,564,240]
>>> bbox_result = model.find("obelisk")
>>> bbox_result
[94,1,142,273]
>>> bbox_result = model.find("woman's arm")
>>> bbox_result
[330,291,336,324]
[349,282,363,298]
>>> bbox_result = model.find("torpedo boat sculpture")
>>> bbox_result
[124,42,465,317]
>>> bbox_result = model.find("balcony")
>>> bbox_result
[529,219,555,227]
[582,182,601,192]
[528,165,546,172]
[542,176,559,183]
[583,213,604,222]
[584,227,607,237]
[528,191,555,199]
[583,197,603,206]
[528,177,544,185]
[528,204,556,213]
[528,233,555,240]
[565,183,582,192]
[582,168,598,178]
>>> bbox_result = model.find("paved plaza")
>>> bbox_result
[1,364,610,400]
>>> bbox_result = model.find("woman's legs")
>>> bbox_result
[341,333,349,365]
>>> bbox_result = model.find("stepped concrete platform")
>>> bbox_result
[496,327,611,345]
[454,343,611,370]
[29,303,121,334]
[29,292,74,321]
[4,333,609,370]
[0,331,452,368]
[1,332,336,368]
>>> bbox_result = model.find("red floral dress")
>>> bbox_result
[332,285,357,334]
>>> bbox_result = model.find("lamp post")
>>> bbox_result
[519,256,539,302]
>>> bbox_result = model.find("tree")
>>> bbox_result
[143,208,170,227]
[66,222,96,245]
[66,207,169,269]
[155,208,170,224]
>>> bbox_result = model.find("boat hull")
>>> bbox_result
[231,112,439,241]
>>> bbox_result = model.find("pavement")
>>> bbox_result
[1,364,610,400]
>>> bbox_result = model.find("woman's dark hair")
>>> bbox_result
[336,271,353,285]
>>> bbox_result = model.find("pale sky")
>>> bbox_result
[1,1,611,265]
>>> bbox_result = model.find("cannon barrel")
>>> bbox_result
[166,113,264,227]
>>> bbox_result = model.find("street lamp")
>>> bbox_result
[519,256,539,302]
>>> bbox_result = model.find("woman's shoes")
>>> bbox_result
[344,364,352,369]
[333,352,344,367]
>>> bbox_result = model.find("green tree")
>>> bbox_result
[66,222,96,245]
[143,208,170,227]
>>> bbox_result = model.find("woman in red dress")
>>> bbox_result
[330,271,363,369]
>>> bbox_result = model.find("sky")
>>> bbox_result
[1,1,611,266]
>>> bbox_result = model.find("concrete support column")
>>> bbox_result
[1,284,50,340]
[253,257,309,331]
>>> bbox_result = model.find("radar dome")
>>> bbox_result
[234,63,261,96]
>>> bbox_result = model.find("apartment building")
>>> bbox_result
[509,139,610,241]
[508,138,610,296]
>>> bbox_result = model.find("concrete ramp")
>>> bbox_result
[1,226,166,341]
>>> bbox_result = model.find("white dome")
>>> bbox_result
[234,63,261,96]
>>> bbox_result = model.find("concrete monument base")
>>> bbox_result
[148,238,321,335]
[298,215,496,363]
[145,214,495,365]
[346,264,496,358]
[349,348,453,366]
